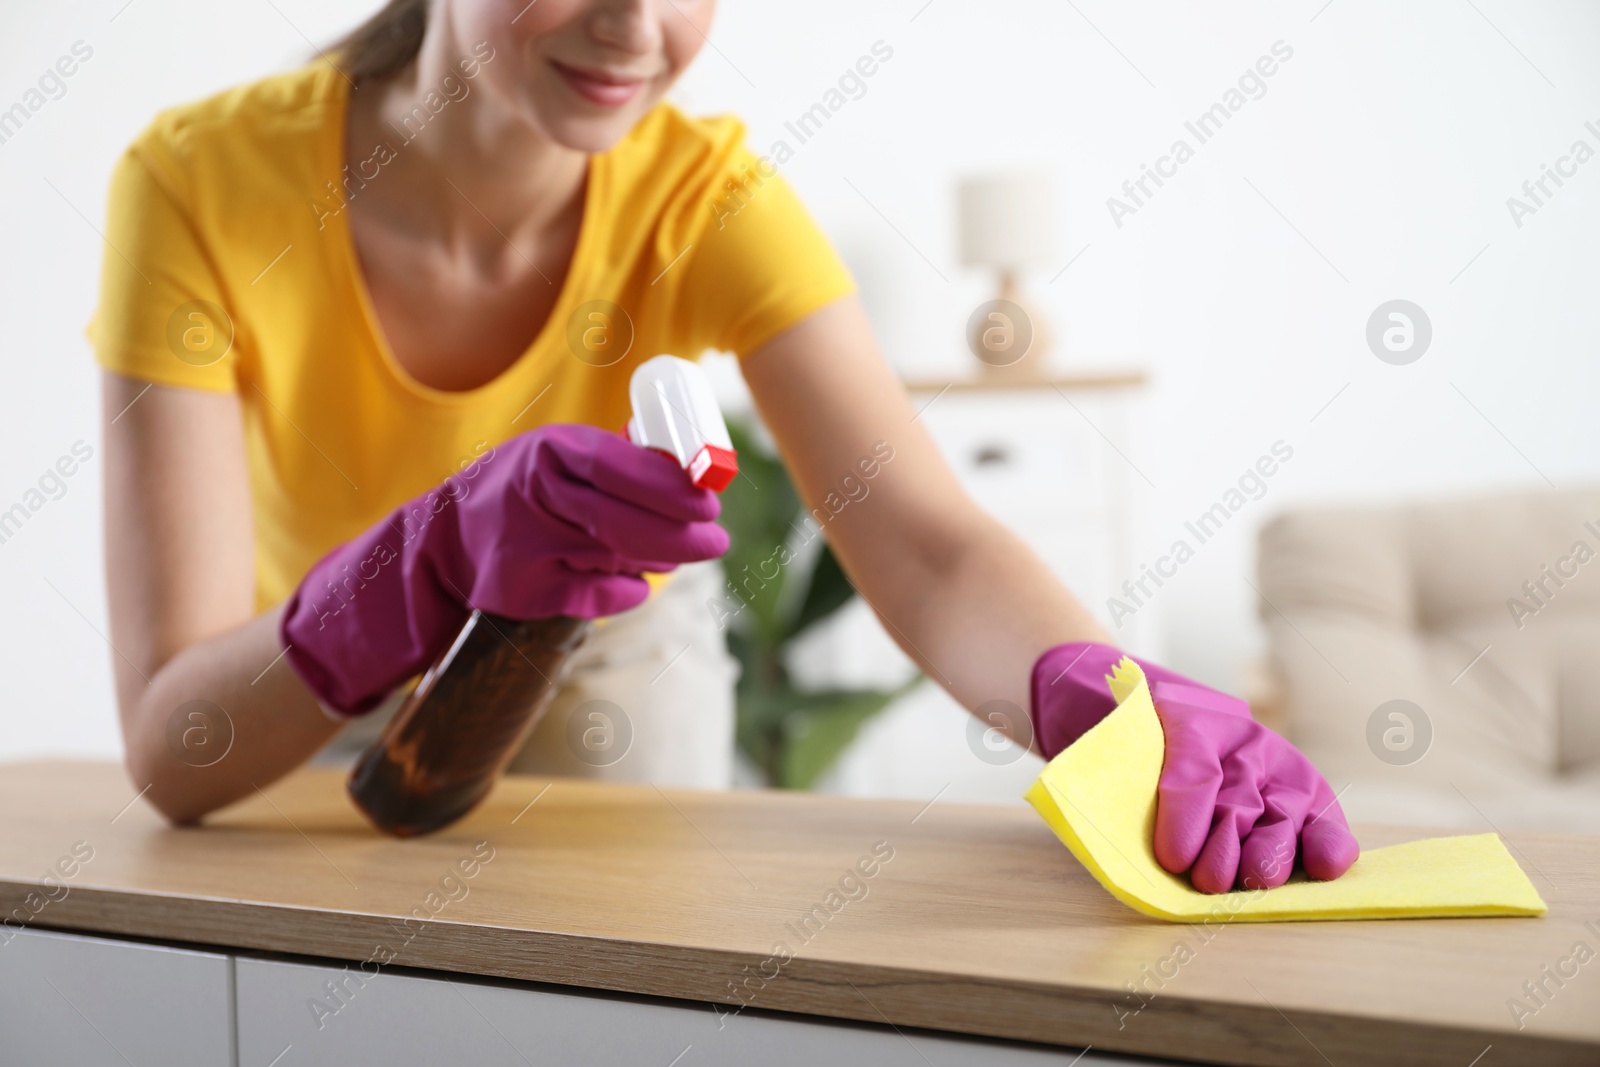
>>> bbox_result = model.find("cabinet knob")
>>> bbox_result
[972,443,1012,467]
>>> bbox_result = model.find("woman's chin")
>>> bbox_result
[554,122,634,154]
[518,89,656,155]
[526,100,651,155]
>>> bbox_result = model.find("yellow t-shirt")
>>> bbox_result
[89,59,854,612]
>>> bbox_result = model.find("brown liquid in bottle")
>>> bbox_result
[348,612,591,837]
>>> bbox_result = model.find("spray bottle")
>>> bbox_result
[348,355,738,836]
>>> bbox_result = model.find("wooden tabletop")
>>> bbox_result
[900,369,1147,393]
[1,761,1595,1066]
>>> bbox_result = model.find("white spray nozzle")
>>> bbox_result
[627,355,738,492]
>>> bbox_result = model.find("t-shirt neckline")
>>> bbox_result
[319,59,603,408]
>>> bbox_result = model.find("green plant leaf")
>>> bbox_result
[720,415,917,790]
[734,682,823,786]
[777,678,923,790]
[787,543,855,641]
[718,420,800,647]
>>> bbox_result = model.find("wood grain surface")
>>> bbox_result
[900,370,1147,393]
[0,760,1595,1066]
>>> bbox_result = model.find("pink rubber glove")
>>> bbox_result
[280,424,729,716]
[1030,642,1359,893]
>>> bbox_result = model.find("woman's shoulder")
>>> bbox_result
[606,103,754,200]
[125,60,338,186]
[622,103,746,155]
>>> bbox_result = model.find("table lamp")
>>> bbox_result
[957,173,1058,378]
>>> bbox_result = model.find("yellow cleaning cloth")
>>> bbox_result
[1024,658,1547,922]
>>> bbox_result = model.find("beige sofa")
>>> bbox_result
[1256,489,1600,834]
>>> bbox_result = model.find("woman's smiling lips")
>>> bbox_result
[549,59,649,107]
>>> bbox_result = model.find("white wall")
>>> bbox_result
[3,0,1598,764]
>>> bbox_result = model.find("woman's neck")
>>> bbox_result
[347,25,588,262]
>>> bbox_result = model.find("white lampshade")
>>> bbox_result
[957,173,1059,271]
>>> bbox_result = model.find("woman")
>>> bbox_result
[93,0,1356,894]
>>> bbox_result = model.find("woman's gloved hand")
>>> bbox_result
[1030,642,1359,894]
[280,424,729,717]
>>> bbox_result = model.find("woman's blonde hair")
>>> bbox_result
[330,0,430,83]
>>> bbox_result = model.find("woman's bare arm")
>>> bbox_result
[103,371,341,824]
[740,297,1111,737]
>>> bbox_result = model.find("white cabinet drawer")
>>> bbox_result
[0,927,232,1067]
[235,954,1167,1067]
[917,393,1108,520]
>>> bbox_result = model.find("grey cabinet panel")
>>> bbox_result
[235,955,1169,1067]
[0,927,233,1067]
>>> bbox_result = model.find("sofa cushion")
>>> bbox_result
[1256,489,1600,833]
